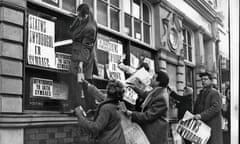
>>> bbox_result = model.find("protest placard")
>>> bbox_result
[28,14,55,68]
[125,67,153,91]
[176,111,211,144]
[30,77,53,98]
[123,87,138,105]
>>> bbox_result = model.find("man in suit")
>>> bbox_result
[193,72,223,144]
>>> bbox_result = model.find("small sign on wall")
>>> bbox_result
[30,77,53,98]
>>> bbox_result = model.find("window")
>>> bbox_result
[182,28,193,62]
[123,0,151,44]
[97,0,120,31]
[96,0,152,44]
[185,66,194,87]
[40,0,77,13]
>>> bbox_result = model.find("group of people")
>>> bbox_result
[70,3,224,144]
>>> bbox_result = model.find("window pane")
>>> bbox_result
[123,0,131,14]
[183,44,187,59]
[62,0,76,13]
[83,0,94,10]
[186,66,193,87]
[110,0,119,7]
[187,31,191,45]
[97,0,108,26]
[134,18,141,40]
[182,29,186,43]
[133,0,140,19]
[110,7,119,31]
[143,3,149,23]
[188,46,192,61]
[144,23,150,44]
[124,14,132,36]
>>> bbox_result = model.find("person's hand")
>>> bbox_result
[74,106,86,117]
[77,72,85,83]
[193,114,201,120]
[167,86,172,92]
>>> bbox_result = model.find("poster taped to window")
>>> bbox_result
[55,52,71,71]
[31,77,53,98]
[28,14,55,68]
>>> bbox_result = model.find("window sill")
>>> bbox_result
[0,112,78,128]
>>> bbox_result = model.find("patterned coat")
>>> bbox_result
[131,87,169,144]
[194,86,223,144]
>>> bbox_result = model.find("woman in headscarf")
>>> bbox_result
[74,80,126,144]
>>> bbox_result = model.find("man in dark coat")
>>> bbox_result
[124,71,169,144]
[168,86,193,144]
[168,86,193,120]
[193,72,223,144]
[69,4,98,110]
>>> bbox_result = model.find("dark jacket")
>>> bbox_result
[170,91,192,119]
[194,86,223,144]
[132,87,169,144]
[76,84,126,144]
[69,13,98,79]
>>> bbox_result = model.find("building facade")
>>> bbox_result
[0,0,223,144]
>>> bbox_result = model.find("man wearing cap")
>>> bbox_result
[193,72,223,144]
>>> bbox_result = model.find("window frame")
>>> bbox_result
[182,27,195,64]
[95,0,152,45]
[122,0,152,44]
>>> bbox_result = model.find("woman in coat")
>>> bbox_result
[74,80,126,144]
[124,71,169,144]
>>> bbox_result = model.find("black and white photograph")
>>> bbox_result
[0,0,238,144]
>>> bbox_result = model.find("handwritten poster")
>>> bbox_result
[28,14,55,68]
[31,77,53,98]
[55,52,71,71]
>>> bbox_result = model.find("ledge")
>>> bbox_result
[0,113,78,128]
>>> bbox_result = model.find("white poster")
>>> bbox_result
[176,111,211,144]
[144,57,155,74]
[55,52,71,71]
[31,77,53,98]
[123,87,138,105]
[130,53,139,69]
[28,14,55,68]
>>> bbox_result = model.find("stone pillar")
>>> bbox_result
[194,27,205,94]
[176,57,185,95]
[0,0,26,144]
[204,38,218,86]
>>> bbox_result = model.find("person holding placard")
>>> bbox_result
[193,72,223,144]
[74,80,126,144]
[123,71,169,144]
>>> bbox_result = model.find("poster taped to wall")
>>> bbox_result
[176,111,211,144]
[28,14,55,68]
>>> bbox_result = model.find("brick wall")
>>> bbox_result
[24,125,91,144]
[0,0,25,113]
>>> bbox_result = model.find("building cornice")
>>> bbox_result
[185,0,222,24]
